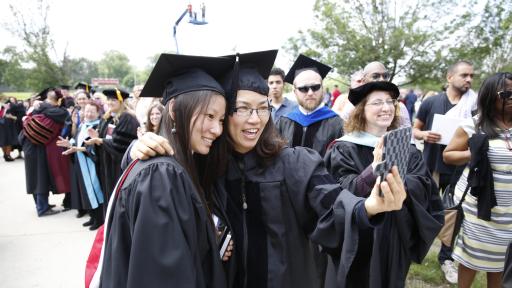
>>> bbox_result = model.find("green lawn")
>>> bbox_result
[407,239,486,287]
[0,92,34,100]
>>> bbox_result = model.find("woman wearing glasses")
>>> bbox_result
[130,52,409,288]
[324,81,444,287]
[443,72,512,288]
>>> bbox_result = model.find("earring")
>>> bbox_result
[171,123,176,134]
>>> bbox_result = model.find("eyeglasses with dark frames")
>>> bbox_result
[233,106,272,118]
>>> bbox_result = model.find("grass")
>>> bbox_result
[406,239,486,287]
[0,92,34,100]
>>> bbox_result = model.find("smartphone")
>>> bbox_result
[218,226,232,259]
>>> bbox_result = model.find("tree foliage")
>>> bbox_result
[1,0,143,92]
[285,0,475,88]
[450,0,512,80]
[6,0,67,90]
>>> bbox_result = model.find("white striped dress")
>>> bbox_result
[452,118,512,272]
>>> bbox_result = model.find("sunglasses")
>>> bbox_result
[498,90,512,100]
[296,84,322,93]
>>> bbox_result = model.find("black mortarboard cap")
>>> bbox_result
[102,88,130,102]
[140,53,233,105]
[222,50,278,113]
[34,87,53,101]
[75,82,95,94]
[59,84,71,90]
[348,81,399,106]
[284,54,332,84]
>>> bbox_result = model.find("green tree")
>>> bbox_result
[97,50,133,83]
[449,0,512,82]
[0,46,28,90]
[285,0,473,88]
[6,0,67,90]
[62,56,99,87]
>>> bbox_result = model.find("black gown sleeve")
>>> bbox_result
[102,113,139,158]
[280,147,374,240]
[100,161,212,288]
[324,141,376,197]
[394,146,444,263]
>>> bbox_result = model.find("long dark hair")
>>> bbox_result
[161,90,228,211]
[476,72,512,138]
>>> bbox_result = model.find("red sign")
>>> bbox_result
[91,78,119,86]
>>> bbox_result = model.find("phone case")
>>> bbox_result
[374,126,412,189]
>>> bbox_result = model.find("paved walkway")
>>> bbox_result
[0,152,96,288]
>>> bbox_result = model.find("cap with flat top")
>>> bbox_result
[75,82,94,94]
[102,88,129,102]
[284,54,332,84]
[59,85,71,90]
[222,50,278,113]
[34,87,53,101]
[140,53,234,105]
[348,81,399,106]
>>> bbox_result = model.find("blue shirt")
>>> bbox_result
[272,97,298,124]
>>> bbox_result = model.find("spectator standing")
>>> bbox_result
[404,89,418,121]
[413,60,476,284]
[443,72,512,288]
[268,67,297,123]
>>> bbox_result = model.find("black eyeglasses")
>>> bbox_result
[233,106,272,118]
[369,72,390,81]
[296,84,322,93]
[498,90,512,100]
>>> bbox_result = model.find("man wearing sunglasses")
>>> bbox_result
[276,54,344,157]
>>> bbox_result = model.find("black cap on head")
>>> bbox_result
[102,88,130,102]
[75,82,95,94]
[284,54,332,84]
[59,84,71,90]
[348,81,400,106]
[34,87,53,101]
[140,53,233,105]
[222,50,278,112]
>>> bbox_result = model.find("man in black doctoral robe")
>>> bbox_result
[276,54,344,156]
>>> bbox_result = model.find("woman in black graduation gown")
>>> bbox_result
[84,89,139,208]
[130,51,409,288]
[99,54,234,288]
[324,81,444,287]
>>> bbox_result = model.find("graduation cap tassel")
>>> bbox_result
[229,53,240,115]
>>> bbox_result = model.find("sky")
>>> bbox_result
[1,0,317,71]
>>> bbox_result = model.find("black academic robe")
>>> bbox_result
[323,141,444,288]
[277,116,343,156]
[20,103,69,195]
[1,103,25,147]
[95,112,139,207]
[100,156,227,288]
[216,147,374,288]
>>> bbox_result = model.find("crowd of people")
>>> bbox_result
[0,50,511,288]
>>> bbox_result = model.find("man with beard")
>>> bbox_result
[268,67,297,123]
[276,54,343,156]
[413,60,476,285]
